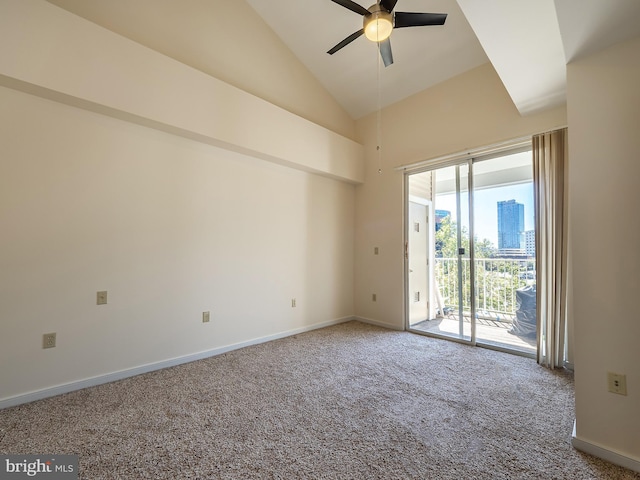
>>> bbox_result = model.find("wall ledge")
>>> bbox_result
[0,0,363,184]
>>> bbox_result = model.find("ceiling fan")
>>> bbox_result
[327,0,447,67]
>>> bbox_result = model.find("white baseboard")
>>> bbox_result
[354,316,404,331]
[572,421,640,473]
[0,316,354,410]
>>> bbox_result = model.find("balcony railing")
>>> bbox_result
[435,258,535,322]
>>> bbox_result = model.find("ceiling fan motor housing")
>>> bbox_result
[364,4,393,42]
[327,0,447,67]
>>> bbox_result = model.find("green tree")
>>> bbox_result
[435,216,530,316]
[435,216,496,258]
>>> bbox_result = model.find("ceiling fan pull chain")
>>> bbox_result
[377,40,383,175]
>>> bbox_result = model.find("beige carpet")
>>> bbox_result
[1,321,637,479]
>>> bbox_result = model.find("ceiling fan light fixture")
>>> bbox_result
[364,10,393,42]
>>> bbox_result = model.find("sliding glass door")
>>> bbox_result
[406,148,536,355]
[407,160,473,344]
[471,154,536,354]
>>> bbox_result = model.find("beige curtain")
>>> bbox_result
[533,128,568,369]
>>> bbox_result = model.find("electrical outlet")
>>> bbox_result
[372,293,377,302]
[291,298,296,308]
[607,372,627,395]
[374,247,379,255]
[43,333,56,349]
[202,311,210,323]
[97,291,108,305]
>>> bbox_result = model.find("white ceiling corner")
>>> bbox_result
[555,0,640,64]
[455,0,567,116]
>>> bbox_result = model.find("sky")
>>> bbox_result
[436,183,534,247]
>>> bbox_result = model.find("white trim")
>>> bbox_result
[0,316,354,410]
[354,316,404,331]
[396,126,567,175]
[403,172,410,332]
[572,421,640,473]
[395,136,532,173]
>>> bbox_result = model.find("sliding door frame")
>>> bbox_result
[404,158,476,346]
[402,139,535,357]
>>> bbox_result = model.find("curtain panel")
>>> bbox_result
[533,128,569,369]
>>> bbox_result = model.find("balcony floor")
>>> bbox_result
[410,316,536,355]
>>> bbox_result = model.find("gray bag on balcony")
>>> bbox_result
[510,285,537,339]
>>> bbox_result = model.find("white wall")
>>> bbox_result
[0,0,360,405]
[567,35,640,463]
[354,64,567,328]
[0,86,355,403]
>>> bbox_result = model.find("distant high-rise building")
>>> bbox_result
[525,230,536,256]
[497,200,524,250]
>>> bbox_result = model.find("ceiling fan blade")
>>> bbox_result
[394,12,447,28]
[379,38,394,67]
[380,0,398,13]
[329,0,371,17]
[327,29,365,55]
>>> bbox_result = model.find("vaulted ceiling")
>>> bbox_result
[46,0,640,121]
[246,0,488,118]
[248,0,640,118]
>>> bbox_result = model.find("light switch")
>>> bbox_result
[97,291,107,305]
